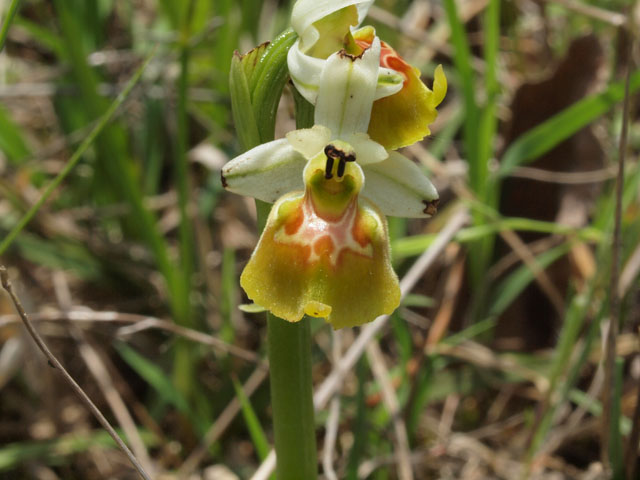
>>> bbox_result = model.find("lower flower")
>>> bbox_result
[240,146,401,329]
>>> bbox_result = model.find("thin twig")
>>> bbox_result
[541,0,626,26]
[0,309,263,365]
[51,272,155,475]
[603,25,632,472]
[619,242,640,297]
[0,266,152,480]
[510,165,618,184]
[366,342,414,480]
[117,317,264,365]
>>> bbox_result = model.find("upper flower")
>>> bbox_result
[287,1,447,151]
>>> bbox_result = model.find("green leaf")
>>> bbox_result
[486,243,570,318]
[0,0,21,53]
[115,343,191,416]
[231,376,271,463]
[0,104,30,164]
[0,52,155,256]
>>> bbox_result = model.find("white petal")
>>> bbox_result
[292,0,374,51]
[344,133,388,165]
[286,125,331,159]
[222,139,306,203]
[362,151,439,218]
[314,37,380,137]
[287,41,325,104]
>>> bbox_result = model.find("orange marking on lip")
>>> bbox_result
[284,207,304,235]
[313,235,335,257]
[352,214,373,248]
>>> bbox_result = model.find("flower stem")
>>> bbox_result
[267,314,317,479]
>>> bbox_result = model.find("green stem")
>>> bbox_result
[172,0,197,399]
[267,314,317,480]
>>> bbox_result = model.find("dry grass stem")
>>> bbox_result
[603,25,632,472]
[73,328,155,476]
[619,242,640,297]
[366,341,414,480]
[510,165,618,184]
[498,228,566,317]
[542,0,626,26]
[51,271,154,475]
[0,309,263,364]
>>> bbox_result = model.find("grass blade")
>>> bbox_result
[442,0,479,174]
[0,0,21,52]
[115,343,191,418]
[0,104,31,164]
[231,376,271,463]
[0,52,155,256]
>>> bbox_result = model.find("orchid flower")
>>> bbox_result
[288,0,447,151]
[221,1,446,329]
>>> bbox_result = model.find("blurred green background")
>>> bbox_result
[0,0,638,478]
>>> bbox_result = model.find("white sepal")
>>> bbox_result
[361,151,439,218]
[222,139,306,203]
[291,0,374,52]
[286,125,332,159]
[314,37,380,137]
